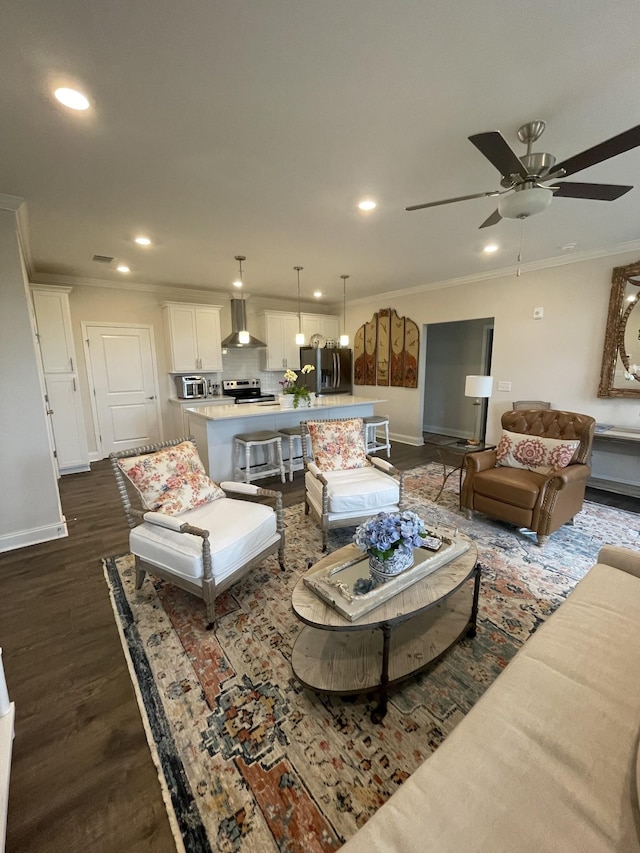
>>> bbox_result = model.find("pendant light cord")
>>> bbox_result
[294,266,303,333]
[340,274,349,345]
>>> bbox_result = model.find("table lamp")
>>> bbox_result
[465,375,493,445]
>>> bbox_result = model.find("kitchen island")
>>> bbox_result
[186,395,384,482]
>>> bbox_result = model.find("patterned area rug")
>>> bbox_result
[103,463,640,853]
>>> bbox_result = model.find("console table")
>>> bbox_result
[589,426,640,498]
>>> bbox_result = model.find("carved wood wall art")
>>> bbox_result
[354,308,419,388]
[377,308,390,385]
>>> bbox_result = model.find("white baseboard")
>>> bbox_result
[59,463,91,475]
[391,432,425,447]
[0,518,68,553]
[423,424,471,441]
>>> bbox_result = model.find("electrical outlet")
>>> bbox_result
[497,381,511,392]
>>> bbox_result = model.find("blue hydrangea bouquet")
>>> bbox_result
[353,510,427,562]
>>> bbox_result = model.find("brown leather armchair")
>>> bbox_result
[460,409,595,546]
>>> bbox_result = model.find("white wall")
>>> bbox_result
[349,250,640,445]
[0,208,66,552]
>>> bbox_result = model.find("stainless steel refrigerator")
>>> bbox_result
[299,347,353,395]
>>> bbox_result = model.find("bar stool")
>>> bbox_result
[363,415,391,457]
[278,425,312,482]
[233,430,286,484]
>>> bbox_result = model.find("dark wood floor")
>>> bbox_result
[1,442,637,852]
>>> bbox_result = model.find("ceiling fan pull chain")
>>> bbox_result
[516,219,524,277]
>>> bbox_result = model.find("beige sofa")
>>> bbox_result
[341,545,640,853]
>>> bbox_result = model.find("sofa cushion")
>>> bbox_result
[306,418,368,471]
[340,560,640,853]
[496,429,579,475]
[117,440,225,515]
[130,497,278,582]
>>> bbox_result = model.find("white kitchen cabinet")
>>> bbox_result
[261,311,301,371]
[163,302,223,372]
[31,287,76,373]
[31,285,90,474]
[301,313,341,344]
[44,374,90,472]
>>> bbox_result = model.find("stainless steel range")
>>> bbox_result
[222,378,276,404]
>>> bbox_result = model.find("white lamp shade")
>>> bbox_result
[238,330,250,345]
[465,375,493,398]
[339,333,349,347]
[498,186,553,220]
[295,332,305,346]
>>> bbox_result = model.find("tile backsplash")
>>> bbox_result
[167,348,288,398]
[221,348,284,394]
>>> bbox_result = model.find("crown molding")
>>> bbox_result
[0,193,24,212]
[28,271,327,311]
[0,195,34,276]
[349,239,640,306]
[29,238,640,309]
[30,271,233,302]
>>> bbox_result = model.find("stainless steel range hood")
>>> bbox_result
[221,299,267,348]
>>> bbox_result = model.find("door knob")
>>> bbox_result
[146,396,156,400]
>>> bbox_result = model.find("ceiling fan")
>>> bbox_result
[406,120,640,228]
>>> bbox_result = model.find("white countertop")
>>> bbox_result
[169,396,226,406]
[185,395,384,421]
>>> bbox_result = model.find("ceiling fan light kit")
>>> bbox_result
[498,184,553,220]
[406,120,640,228]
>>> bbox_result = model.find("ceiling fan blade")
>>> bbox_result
[478,209,502,229]
[550,124,640,179]
[405,190,499,211]
[551,181,633,201]
[468,131,529,180]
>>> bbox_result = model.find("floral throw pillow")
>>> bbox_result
[307,418,368,471]
[496,429,580,475]
[117,440,225,516]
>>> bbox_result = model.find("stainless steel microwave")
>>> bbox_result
[175,375,207,399]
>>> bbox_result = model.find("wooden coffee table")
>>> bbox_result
[291,534,480,723]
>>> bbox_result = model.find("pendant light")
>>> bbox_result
[235,255,250,344]
[339,274,349,347]
[294,266,305,346]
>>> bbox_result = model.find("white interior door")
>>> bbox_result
[84,324,161,456]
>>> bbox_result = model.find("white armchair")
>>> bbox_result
[110,437,285,629]
[300,417,406,551]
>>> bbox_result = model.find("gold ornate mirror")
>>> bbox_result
[598,259,640,398]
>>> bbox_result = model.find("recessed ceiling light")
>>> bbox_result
[483,243,498,254]
[314,291,322,298]
[54,87,90,111]
[117,264,130,273]
[134,236,151,246]
[561,242,577,251]
[358,200,377,211]
[233,279,243,288]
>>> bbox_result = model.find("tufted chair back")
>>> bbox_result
[500,409,595,465]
